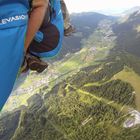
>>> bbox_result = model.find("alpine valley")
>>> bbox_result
[0,8,140,140]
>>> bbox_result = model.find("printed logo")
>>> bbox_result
[0,15,27,25]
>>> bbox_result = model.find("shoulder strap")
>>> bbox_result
[50,0,54,9]
[49,0,56,18]
[29,0,33,8]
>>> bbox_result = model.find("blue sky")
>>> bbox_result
[65,0,140,14]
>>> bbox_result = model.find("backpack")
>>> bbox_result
[0,0,29,110]
[0,0,64,110]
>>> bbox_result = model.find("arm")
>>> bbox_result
[24,0,48,51]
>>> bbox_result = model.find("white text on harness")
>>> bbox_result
[0,15,27,25]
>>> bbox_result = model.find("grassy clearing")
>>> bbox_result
[83,82,100,87]
[112,68,140,111]
[57,47,110,73]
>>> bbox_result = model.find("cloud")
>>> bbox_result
[65,0,140,14]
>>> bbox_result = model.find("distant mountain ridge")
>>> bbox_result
[122,6,140,16]
[112,10,140,57]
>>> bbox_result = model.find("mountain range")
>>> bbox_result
[0,8,140,140]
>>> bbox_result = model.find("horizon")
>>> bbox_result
[65,0,140,15]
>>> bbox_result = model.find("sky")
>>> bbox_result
[65,0,140,15]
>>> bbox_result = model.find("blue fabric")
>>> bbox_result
[31,0,64,58]
[0,0,63,109]
[34,31,44,43]
[0,0,29,109]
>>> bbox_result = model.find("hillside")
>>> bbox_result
[0,11,140,140]
[112,10,140,57]
[112,67,140,110]
[53,12,116,60]
[1,63,140,140]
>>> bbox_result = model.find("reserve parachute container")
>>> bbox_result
[29,0,64,58]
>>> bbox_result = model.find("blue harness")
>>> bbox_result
[0,0,64,109]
